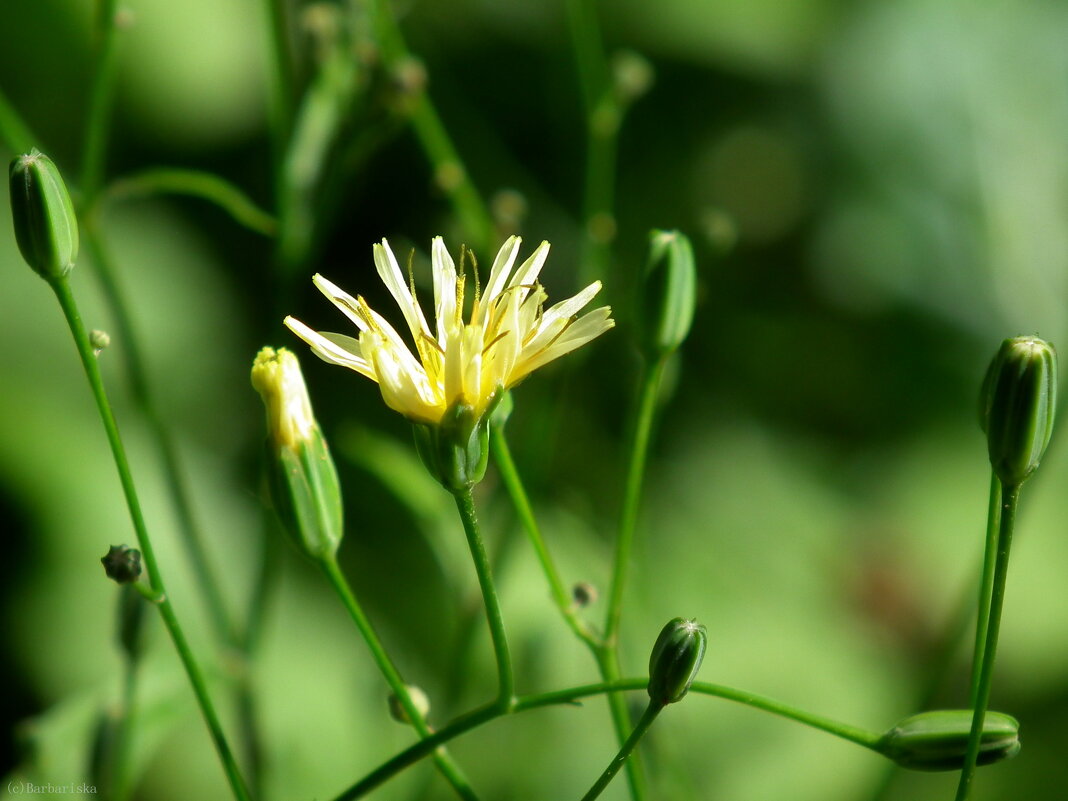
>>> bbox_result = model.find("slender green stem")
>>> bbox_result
[48,277,250,801]
[581,702,663,801]
[595,647,648,800]
[263,0,294,163]
[0,86,38,154]
[368,0,495,252]
[331,677,886,800]
[106,169,277,236]
[954,482,1021,801]
[968,471,1001,706]
[452,488,515,709]
[319,556,480,801]
[80,0,121,205]
[489,425,599,648]
[110,642,139,800]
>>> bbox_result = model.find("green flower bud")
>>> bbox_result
[879,710,1020,772]
[9,149,79,281]
[101,545,142,584]
[387,685,431,725]
[252,347,343,561]
[980,336,1057,486]
[648,617,707,705]
[638,230,697,359]
[413,395,500,492]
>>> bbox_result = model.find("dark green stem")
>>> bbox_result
[581,702,663,801]
[954,481,1020,801]
[0,86,38,154]
[80,0,121,204]
[48,277,251,801]
[319,556,480,801]
[968,471,1001,706]
[452,488,515,710]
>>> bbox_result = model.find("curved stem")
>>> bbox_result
[954,482,1021,801]
[331,677,887,800]
[489,425,599,648]
[581,702,663,801]
[319,556,480,801]
[48,277,251,801]
[452,488,515,709]
[968,471,1001,706]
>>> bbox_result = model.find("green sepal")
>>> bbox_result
[413,395,502,492]
[980,336,1057,486]
[9,149,79,281]
[266,425,344,561]
[638,229,696,359]
[647,617,707,705]
[878,710,1020,772]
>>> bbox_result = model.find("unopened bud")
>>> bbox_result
[612,50,654,104]
[648,617,707,705]
[252,347,343,560]
[388,685,431,725]
[91,329,111,353]
[980,336,1057,486]
[9,149,79,281]
[572,582,598,607]
[879,710,1020,772]
[101,545,142,584]
[638,230,697,359]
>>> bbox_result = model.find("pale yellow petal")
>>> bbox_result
[374,239,432,346]
[284,316,376,379]
[479,236,522,316]
[513,307,614,378]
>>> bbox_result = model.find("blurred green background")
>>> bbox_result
[3,0,1068,799]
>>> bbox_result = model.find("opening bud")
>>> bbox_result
[101,545,142,584]
[878,710,1020,772]
[638,230,697,360]
[648,617,707,705]
[413,396,499,492]
[979,336,1057,486]
[9,149,79,281]
[252,347,343,561]
[387,685,431,725]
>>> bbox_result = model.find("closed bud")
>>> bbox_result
[648,617,707,705]
[252,347,343,560]
[101,545,142,584]
[980,336,1057,486]
[9,149,79,281]
[638,230,697,359]
[879,710,1020,772]
[387,685,431,725]
[413,396,499,492]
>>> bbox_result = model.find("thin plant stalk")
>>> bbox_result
[580,702,663,801]
[331,678,886,801]
[953,482,1021,801]
[968,471,1001,706]
[48,276,251,801]
[319,556,481,801]
[0,86,37,154]
[80,0,121,204]
[452,488,516,710]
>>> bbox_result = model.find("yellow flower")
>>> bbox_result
[250,346,316,450]
[284,236,614,425]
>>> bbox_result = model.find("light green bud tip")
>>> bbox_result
[9,149,79,281]
[387,685,431,725]
[639,229,697,359]
[878,710,1020,772]
[979,336,1057,486]
[413,395,501,492]
[252,347,343,560]
[648,617,707,705]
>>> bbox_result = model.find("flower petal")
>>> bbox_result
[374,239,433,346]
[513,307,614,378]
[284,316,377,379]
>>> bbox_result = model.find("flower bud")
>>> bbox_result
[648,617,707,705]
[387,685,431,725]
[9,149,79,281]
[572,582,598,607]
[979,336,1057,486]
[252,347,343,560]
[101,545,142,584]
[413,397,498,492]
[878,710,1020,772]
[638,230,697,359]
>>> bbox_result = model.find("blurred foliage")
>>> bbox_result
[2,0,1068,799]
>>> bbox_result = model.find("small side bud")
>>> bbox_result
[413,395,501,492]
[648,617,707,705]
[9,149,79,281]
[879,710,1020,772]
[101,545,142,584]
[252,347,343,560]
[611,50,654,104]
[980,336,1057,486]
[90,329,111,354]
[572,582,598,607]
[638,230,697,360]
[387,685,431,725]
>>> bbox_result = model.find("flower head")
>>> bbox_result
[251,347,316,450]
[284,236,614,425]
